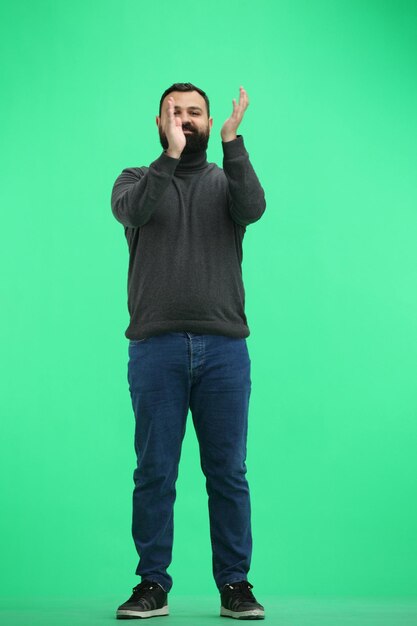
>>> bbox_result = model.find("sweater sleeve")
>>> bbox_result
[111,151,180,228]
[222,135,266,227]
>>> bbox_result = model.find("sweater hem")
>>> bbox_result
[125,320,250,341]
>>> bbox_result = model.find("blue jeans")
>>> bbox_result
[127,331,253,593]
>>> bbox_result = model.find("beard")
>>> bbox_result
[158,122,210,154]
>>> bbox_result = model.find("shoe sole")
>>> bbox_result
[116,605,169,619]
[220,606,265,619]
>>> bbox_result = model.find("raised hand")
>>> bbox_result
[164,96,186,157]
[221,86,250,142]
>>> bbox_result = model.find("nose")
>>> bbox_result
[179,111,192,125]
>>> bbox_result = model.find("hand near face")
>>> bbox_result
[164,96,187,157]
[221,86,250,142]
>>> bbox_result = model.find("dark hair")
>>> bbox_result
[159,82,210,117]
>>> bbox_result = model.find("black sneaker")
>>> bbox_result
[116,579,169,619]
[220,580,265,620]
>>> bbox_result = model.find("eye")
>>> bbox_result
[191,112,200,115]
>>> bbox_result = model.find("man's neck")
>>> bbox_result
[169,148,209,173]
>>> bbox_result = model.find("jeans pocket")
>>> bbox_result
[129,338,148,345]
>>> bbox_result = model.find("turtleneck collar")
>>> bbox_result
[168,148,209,174]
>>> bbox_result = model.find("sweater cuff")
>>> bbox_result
[221,135,247,159]
[150,151,180,174]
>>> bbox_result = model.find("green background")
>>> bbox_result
[1,0,417,616]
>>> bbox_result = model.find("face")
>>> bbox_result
[156,90,213,154]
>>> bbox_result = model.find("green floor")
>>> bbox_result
[1,596,417,626]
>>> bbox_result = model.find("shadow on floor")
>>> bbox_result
[1,595,417,626]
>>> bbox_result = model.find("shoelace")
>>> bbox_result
[131,580,160,599]
[224,581,256,602]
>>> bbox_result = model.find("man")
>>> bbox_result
[111,82,266,620]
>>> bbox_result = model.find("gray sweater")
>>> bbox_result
[110,134,266,340]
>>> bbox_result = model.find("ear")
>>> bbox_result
[155,115,160,127]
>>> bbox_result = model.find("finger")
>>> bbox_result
[239,87,249,108]
[236,94,245,108]
[234,98,244,117]
[167,97,175,116]
[241,88,249,108]
[234,100,243,120]
[235,92,243,107]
